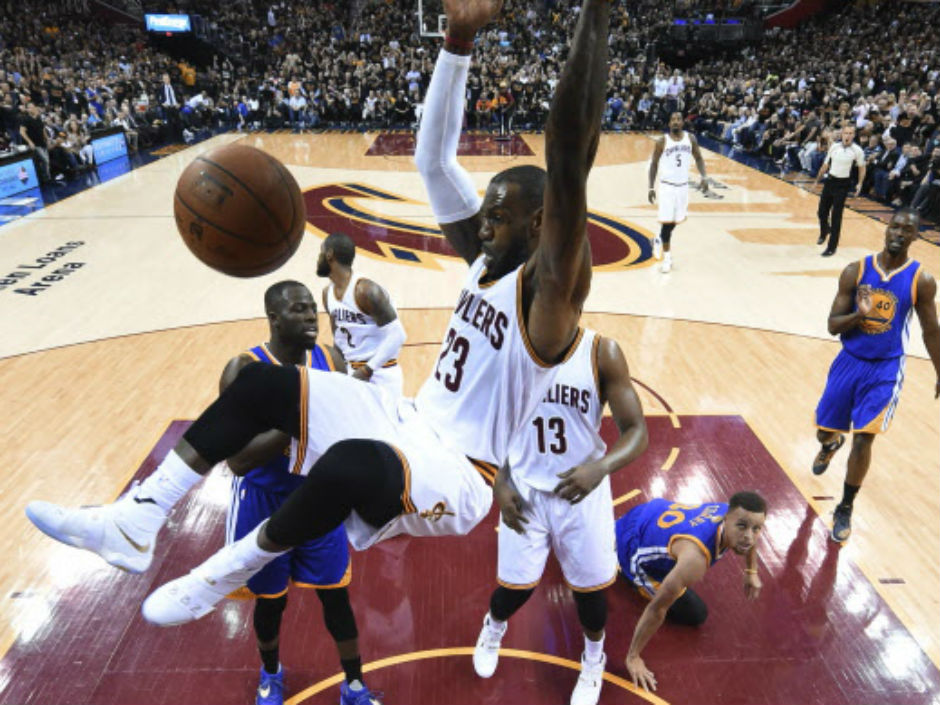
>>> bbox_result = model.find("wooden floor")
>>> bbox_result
[0,132,937,704]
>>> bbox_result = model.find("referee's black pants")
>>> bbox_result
[818,176,852,251]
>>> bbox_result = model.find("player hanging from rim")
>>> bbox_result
[25,15,616,704]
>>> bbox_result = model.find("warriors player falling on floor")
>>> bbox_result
[317,231,406,401]
[648,112,709,273]
[26,0,616,694]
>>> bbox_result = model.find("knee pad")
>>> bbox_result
[666,588,708,626]
[490,586,534,621]
[317,588,358,642]
[572,590,607,633]
[660,223,676,245]
[253,594,288,642]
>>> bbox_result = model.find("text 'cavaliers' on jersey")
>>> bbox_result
[508,329,607,492]
[415,256,579,472]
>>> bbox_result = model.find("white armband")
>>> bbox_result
[366,319,406,371]
[414,49,482,224]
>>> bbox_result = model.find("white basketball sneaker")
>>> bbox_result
[25,488,165,573]
[652,237,663,260]
[660,253,672,273]
[142,542,263,626]
[473,613,508,678]
[570,652,606,705]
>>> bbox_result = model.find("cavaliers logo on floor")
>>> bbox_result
[303,183,654,270]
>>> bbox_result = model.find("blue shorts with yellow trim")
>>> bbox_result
[228,477,351,597]
[815,349,905,435]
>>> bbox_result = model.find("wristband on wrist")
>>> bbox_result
[743,568,758,574]
[444,34,474,51]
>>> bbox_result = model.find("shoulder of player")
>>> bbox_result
[220,352,257,388]
[839,259,862,287]
[670,537,710,574]
[354,276,392,311]
[915,265,937,298]
[321,283,332,308]
[595,335,629,380]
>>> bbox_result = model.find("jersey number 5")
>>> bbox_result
[533,416,567,454]
[434,327,470,392]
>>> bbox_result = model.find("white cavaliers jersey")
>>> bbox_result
[325,274,396,366]
[508,329,607,492]
[658,131,693,186]
[415,255,570,475]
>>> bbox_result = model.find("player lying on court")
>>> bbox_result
[617,492,766,692]
[473,329,647,705]
[26,0,613,661]
[219,281,376,705]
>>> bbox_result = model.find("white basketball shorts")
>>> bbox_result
[497,475,617,592]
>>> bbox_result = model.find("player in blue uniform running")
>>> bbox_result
[812,209,940,543]
[616,492,767,692]
[219,280,380,705]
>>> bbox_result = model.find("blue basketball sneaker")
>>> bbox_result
[339,680,383,705]
[255,666,284,705]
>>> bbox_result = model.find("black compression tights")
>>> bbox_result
[490,586,534,621]
[182,362,405,545]
[183,362,301,462]
[266,439,405,546]
[660,222,677,245]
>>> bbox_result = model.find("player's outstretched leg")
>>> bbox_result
[25,363,301,573]
[144,440,404,624]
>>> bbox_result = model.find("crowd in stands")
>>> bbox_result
[0,0,936,220]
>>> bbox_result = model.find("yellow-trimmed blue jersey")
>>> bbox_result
[842,255,922,361]
[616,498,728,597]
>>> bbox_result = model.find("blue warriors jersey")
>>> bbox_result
[225,341,351,597]
[842,255,923,361]
[241,343,335,494]
[616,499,728,598]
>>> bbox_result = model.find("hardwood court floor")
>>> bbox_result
[0,132,937,704]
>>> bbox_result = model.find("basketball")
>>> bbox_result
[173,144,306,277]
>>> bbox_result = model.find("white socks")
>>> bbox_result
[133,450,203,513]
[414,49,482,224]
[486,612,507,632]
[584,633,605,664]
[225,522,286,574]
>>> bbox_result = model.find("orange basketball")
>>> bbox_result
[173,144,306,277]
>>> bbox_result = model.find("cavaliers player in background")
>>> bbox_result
[317,231,406,400]
[472,330,647,705]
[811,209,939,543]
[26,6,616,700]
[647,111,709,273]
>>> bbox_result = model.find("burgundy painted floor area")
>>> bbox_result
[2,416,938,705]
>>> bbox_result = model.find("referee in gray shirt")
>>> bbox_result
[814,124,866,256]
